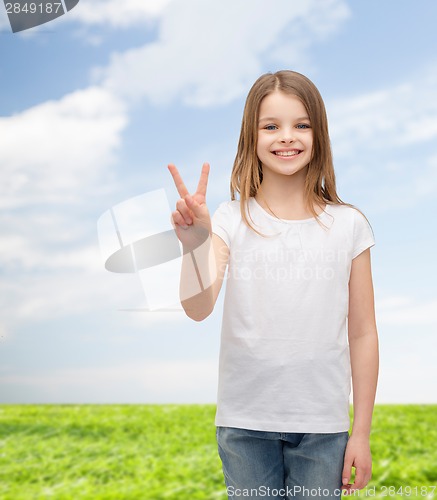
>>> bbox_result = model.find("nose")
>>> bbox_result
[280,127,295,143]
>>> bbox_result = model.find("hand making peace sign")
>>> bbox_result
[168,162,212,251]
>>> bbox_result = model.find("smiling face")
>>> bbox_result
[257,91,313,180]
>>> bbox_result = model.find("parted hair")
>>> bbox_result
[230,70,347,232]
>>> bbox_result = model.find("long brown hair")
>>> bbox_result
[230,70,347,232]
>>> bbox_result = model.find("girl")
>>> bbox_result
[168,70,379,499]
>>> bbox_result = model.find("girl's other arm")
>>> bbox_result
[342,248,379,493]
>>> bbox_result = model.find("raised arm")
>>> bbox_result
[168,163,229,321]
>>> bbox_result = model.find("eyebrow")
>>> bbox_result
[258,116,310,122]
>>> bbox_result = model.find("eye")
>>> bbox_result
[296,123,311,130]
[264,124,278,131]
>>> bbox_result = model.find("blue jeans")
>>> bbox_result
[217,427,349,500]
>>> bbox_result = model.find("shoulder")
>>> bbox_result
[327,203,375,256]
[211,200,241,247]
[326,203,371,225]
[327,203,361,216]
[212,199,241,219]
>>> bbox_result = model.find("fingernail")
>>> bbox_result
[186,218,192,225]
[180,225,188,230]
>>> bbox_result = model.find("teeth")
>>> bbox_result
[274,151,300,156]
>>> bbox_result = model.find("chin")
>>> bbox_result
[272,164,309,178]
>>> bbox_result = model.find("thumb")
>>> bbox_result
[342,456,353,486]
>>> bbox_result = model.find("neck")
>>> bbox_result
[255,168,312,219]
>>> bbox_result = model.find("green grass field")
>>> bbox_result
[0,405,435,499]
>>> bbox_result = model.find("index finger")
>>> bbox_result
[196,162,210,197]
[168,164,189,198]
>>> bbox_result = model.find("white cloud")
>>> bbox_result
[0,323,7,342]
[0,266,151,334]
[0,0,174,35]
[0,360,218,403]
[339,152,437,212]
[368,294,437,403]
[0,0,352,344]
[0,86,127,209]
[376,352,437,403]
[413,153,437,197]
[100,0,350,107]
[0,86,131,329]
[376,295,437,326]
[328,66,437,211]
[0,238,101,274]
[329,68,437,157]
[68,0,174,28]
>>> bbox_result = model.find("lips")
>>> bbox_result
[272,149,302,157]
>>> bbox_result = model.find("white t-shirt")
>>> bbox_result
[212,198,375,433]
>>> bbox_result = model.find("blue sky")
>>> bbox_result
[1,0,436,404]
